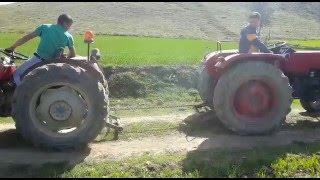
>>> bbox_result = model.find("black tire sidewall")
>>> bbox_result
[198,66,214,104]
[300,99,320,112]
[12,63,108,149]
[214,61,292,134]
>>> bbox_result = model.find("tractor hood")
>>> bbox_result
[202,49,238,64]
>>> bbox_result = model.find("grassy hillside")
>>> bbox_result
[0,2,319,41]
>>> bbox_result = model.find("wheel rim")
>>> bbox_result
[30,84,91,137]
[233,80,277,122]
[49,100,73,121]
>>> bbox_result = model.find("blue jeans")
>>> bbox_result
[14,56,42,85]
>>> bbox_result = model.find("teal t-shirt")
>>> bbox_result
[34,24,74,60]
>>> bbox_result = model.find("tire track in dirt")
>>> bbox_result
[89,128,320,161]
[0,108,319,165]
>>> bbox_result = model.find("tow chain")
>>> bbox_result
[104,102,212,141]
[110,104,201,111]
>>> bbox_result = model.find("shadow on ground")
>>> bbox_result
[299,111,320,120]
[0,129,91,178]
[177,109,320,138]
[178,110,320,177]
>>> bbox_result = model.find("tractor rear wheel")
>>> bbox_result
[300,99,320,113]
[213,61,292,135]
[12,63,109,151]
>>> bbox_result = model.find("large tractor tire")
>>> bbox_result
[198,66,214,105]
[12,63,109,151]
[213,61,293,135]
[300,99,320,113]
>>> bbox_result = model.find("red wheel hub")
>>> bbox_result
[233,80,276,120]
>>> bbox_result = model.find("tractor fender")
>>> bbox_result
[214,53,287,71]
[21,58,107,86]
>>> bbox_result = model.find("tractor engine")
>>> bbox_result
[0,87,12,117]
[0,56,16,117]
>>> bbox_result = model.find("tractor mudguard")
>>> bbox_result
[21,58,107,86]
[214,53,288,70]
[203,52,288,81]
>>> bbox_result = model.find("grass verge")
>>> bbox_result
[3,142,320,178]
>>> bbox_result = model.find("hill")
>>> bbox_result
[0,2,319,40]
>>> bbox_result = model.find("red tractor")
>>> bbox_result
[0,31,118,151]
[198,41,320,135]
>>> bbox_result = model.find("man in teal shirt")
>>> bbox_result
[6,14,76,85]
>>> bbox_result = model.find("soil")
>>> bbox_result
[0,107,319,165]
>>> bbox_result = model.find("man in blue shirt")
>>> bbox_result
[6,14,76,85]
[239,12,272,54]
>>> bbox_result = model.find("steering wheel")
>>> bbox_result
[267,41,287,49]
[0,49,29,60]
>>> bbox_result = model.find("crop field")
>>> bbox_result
[1,33,319,66]
[0,33,236,65]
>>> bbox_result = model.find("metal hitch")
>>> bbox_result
[193,103,212,113]
[105,115,123,140]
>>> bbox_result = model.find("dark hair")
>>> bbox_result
[57,14,73,25]
[249,12,261,19]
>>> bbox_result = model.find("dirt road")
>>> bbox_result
[0,107,319,165]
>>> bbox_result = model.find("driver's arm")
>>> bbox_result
[7,31,38,51]
[248,35,272,53]
[68,47,76,58]
[67,35,76,58]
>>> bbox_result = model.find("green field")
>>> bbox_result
[287,40,320,47]
[0,33,235,65]
[1,33,319,66]
[58,143,320,178]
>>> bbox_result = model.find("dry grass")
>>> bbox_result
[0,2,319,40]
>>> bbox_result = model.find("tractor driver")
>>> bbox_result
[239,12,272,54]
[5,14,76,86]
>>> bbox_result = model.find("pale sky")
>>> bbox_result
[0,2,15,5]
